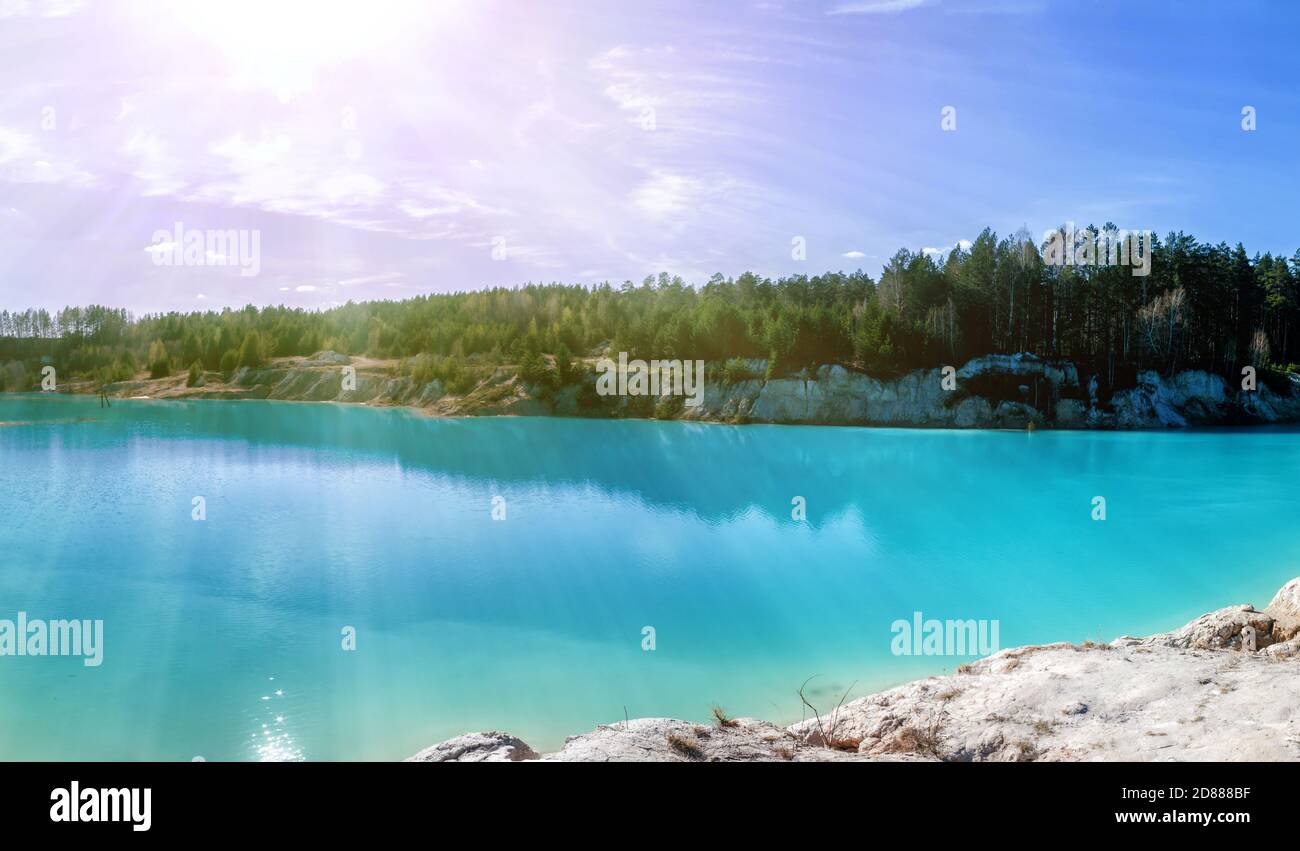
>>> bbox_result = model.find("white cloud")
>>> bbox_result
[0,126,92,185]
[632,171,698,217]
[589,43,760,136]
[316,173,385,205]
[0,0,84,19]
[842,250,866,258]
[337,272,404,287]
[922,239,972,259]
[0,127,37,163]
[295,285,318,292]
[210,133,293,170]
[121,132,187,196]
[400,184,510,216]
[827,0,928,14]
[631,170,743,220]
[398,200,459,219]
[185,133,387,226]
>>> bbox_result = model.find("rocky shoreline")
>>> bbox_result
[52,350,1300,429]
[409,578,1300,762]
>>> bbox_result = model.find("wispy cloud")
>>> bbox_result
[827,0,928,15]
[0,0,84,19]
[630,170,749,225]
[0,0,1287,314]
[0,125,93,186]
[337,272,404,287]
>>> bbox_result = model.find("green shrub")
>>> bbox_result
[408,352,478,395]
[517,350,551,387]
[721,357,756,384]
[554,344,575,386]
[237,331,265,368]
[0,360,29,391]
[653,396,679,419]
[147,339,171,378]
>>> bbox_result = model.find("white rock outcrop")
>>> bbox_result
[588,353,1300,429]
[406,731,539,762]
[1265,578,1300,641]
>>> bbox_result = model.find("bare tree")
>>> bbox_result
[1251,328,1271,367]
[1136,287,1186,373]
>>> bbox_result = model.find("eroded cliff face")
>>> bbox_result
[90,350,1300,429]
[548,353,1300,429]
[677,357,1055,428]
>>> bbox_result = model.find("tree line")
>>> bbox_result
[2,227,1297,394]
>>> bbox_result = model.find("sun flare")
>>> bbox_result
[169,0,454,99]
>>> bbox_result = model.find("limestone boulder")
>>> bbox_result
[406,731,539,762]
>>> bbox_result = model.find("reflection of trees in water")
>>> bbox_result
[3,396,1200,531]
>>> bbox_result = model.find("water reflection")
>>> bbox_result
[11,392,1290,532]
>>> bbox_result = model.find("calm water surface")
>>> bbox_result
[1,393,1297,759]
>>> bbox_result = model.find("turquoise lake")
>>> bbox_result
[1,392,1298,760]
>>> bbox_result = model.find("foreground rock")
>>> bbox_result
[407,732,539,763]
[411,578,1300,762]
[410,718,938,763]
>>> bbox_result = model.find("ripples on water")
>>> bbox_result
[250,677,302,762]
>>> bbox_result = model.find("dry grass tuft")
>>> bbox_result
[882,708,949,759]
[710,705,740,728]
[826,735,864,752]
[666,732,704,760]
[797,677,858,751]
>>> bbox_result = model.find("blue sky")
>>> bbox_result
[1,0,1298,313]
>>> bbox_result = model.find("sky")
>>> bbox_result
[1,0,1299,314]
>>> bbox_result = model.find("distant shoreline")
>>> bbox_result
[11,391,1300,438]
[8,349,1299,432]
